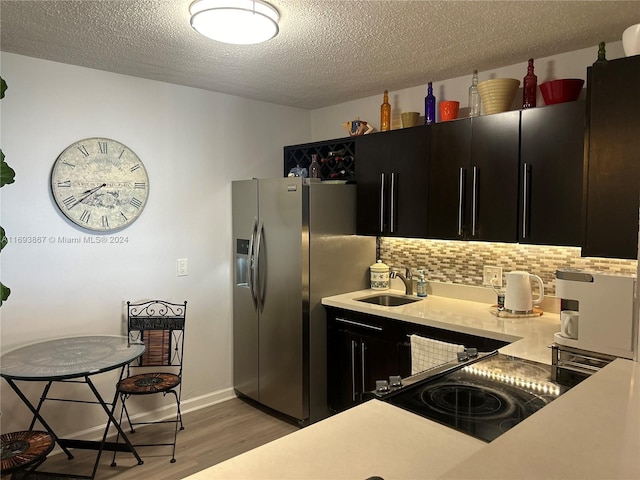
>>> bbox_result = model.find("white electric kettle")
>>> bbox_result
[504,271,544,314]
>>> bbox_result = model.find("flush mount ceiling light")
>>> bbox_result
[190,0,280,45]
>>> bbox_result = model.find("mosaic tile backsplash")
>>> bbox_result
[379,238,638,296]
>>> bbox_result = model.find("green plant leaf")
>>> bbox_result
[0,281,10,306]
[1,149,16,187]
[1,77,12,307]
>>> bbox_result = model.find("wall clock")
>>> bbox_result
[50,137,149,232]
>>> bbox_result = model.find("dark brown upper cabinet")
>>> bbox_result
[520,100,585,247]
[428,112,520,242]
[583,56,640,259]
[355,126,429,238]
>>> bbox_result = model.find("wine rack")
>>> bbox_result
[284,138,356,182]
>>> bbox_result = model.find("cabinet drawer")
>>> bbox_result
[331,315,385,334]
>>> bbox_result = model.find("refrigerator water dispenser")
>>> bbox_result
[235,238,250,286]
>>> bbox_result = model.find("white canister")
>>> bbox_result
[370,260,390,290]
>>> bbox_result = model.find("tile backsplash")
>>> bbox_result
[379,238,638,296]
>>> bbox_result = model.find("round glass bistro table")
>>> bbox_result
[1,335,146,479]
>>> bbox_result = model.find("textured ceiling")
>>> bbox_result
[1,1,639,109]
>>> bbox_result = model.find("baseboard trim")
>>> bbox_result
[181,387,236,415]
[48,387,236,456]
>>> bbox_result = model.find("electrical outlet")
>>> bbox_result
[483,266,502,287]
[177,258,188,276]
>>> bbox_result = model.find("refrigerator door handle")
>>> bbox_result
[254,218,265,312]
[248,217,258,308]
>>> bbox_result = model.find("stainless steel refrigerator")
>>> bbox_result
[232,177,375,425]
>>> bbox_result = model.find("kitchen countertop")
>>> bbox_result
[441,357,640,480]
[185,359,640,480]
[183,400,485,480]
[322,288,561,364]
[185,288,640,480]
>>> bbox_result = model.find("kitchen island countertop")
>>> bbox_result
[183,400,485,480]
[185,289,639,479]
[442,357,640,479]
[185,359,640,480]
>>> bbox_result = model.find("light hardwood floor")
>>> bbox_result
[29,397,300,479]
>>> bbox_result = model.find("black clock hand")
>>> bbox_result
[69,183,106,208]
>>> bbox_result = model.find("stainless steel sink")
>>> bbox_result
[355,294,422,307]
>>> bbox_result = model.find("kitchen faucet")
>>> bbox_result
[390,267,413,295]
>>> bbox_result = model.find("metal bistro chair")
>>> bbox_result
[112,300,187,465]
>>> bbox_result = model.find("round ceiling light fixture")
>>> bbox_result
[190,0,280,45]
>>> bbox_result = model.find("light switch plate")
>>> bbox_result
[177,258,188,276]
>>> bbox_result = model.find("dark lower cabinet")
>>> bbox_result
[326,307,508,413]
[397,323,508,375]
[520,100,585,246]
[583,56,640,259]
[327,309,401,413]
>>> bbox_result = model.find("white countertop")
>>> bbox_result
[322,288,561,364]
[441,357,640,480]
[185,359,640,480]
[185,288,640,480]
[183,400,486,480]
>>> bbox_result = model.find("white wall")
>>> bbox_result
[310,41,625,141]
[0,53,311,434]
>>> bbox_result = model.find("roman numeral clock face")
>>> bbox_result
[51,138,149,232]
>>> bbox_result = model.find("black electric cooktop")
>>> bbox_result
[383,353,572,442]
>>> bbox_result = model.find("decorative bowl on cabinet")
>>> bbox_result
[622,23,640,57]
[539,79,585,105]
[477,78,520,115]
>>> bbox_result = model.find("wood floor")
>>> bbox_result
[28,397,300,479]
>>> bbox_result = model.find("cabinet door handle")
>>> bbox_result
[390,172,397,233]
[472,166,478,237]
[361,341,366,395]
[351,340,357,402]
[458,167,465,237]
[379,173,386,233]
[522,163,529,239]
[335,317,383,331]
